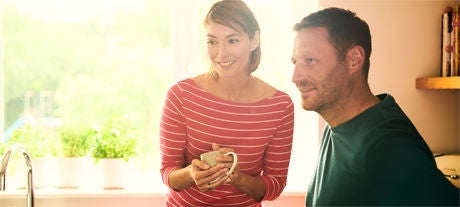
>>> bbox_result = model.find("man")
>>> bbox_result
[291,7,459,206]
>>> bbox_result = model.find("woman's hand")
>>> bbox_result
[189,158,229,192]
[212,143,240,185]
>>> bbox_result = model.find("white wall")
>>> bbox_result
[320,0,460,154]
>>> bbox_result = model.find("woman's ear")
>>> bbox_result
[250,30,260,51]
[347,45,365,73]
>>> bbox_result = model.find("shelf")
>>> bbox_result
[415,76,460,89]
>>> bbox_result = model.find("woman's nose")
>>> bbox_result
[217,44,228,57]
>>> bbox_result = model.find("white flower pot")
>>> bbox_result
[57,157,89,188]
[99,158,131,189]
[32,157,57,188]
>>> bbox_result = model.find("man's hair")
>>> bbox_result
[294,7,372,78]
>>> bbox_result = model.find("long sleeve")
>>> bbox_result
[159,83,186,188]
[259,101,294,201]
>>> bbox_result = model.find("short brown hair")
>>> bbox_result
[294,7,372,78]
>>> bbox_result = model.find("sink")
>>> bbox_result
[1,144,34,207]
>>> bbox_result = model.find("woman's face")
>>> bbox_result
[205,21,259,78]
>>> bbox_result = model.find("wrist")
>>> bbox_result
[232,172,246,187]
[185,165,195,186]
[169,165,195,190]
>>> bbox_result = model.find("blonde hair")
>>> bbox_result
[204,0,261,79]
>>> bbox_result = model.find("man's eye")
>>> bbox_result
[305,58,315,64]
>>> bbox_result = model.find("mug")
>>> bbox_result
[200,151,238,176]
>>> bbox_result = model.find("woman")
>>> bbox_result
[160,0,294,206]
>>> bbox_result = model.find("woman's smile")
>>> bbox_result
[217,60,236,67]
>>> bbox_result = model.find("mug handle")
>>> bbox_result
[223,152,238,175]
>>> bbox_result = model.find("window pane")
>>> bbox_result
[2,0,319,192]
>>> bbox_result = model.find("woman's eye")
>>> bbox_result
[207,40,217,46]
[228,39,239,44]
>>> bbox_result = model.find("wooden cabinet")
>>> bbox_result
[415,76,460,89]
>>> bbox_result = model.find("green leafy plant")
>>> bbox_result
[8,122,57,158]
[58,119,96,157]
[92,116,139,162]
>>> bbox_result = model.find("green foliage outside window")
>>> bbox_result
[3,0,172,166]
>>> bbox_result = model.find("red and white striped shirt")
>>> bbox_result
[160,78,294,207]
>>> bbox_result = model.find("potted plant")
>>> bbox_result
[8,122,57,158]
[92,116,139,189]
[56,118,96,188]
[58,119,95,157]
[7,122,59,188]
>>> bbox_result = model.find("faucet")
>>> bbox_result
[0,144,34,207]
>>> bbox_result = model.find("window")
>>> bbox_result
[1,0,319,192]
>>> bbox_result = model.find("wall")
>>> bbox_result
[321,0,460,154]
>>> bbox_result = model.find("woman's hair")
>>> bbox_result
[204,0,261,79]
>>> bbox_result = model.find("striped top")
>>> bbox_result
[160,78,295,207]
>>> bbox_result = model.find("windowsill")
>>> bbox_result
[0,170,169,207]
[0,171,306,207]
[0,187,167,207]
[1,186,167,199]
[0,187,305,207]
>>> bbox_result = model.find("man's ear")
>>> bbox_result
[250,30,260,51]
[347,45,365,73]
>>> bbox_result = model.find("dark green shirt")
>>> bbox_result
[306,94,459,206]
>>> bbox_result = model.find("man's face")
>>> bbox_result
[291,27,349,113]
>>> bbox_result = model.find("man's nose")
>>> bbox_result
[291,65,301,83]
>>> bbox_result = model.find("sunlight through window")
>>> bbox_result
[1,0,319,192]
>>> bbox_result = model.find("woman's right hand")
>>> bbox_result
[190,159,230,192]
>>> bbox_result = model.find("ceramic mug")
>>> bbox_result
[200,151,238,176]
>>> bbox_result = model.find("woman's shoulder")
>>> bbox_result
[255,78,292,102]
[168,77,199,90]
[165,77,204,102]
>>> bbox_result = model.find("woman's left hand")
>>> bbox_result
[212,143,239,184]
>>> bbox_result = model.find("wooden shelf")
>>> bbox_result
[415,76,460,89]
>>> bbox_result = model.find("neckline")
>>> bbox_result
[185,78,280,105]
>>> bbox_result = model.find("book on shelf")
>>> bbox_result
[441,9,450,77]
[441,5,460,77]
[454,5,459,76]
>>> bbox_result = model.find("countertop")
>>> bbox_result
[435,154,460,188]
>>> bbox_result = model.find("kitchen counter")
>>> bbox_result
[435,154,460,188]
